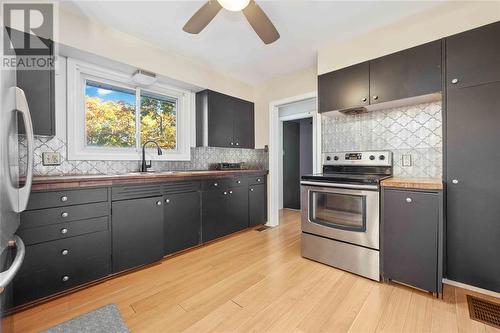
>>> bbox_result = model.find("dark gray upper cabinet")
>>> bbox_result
[164,191,201,255]
[233,99,255,149]
[370,41,442,104]
[249,184,267,227]
[446,21,500,89]
[318,41,442,113]
[196,90,255,148]
[111,196,164,273]
[446,82,500,292]
[318,62,369,113]
[9,28,55,136]
[382,189,442,293]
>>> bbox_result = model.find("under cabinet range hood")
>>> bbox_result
[339,107,368,115]
[324,93,442,116]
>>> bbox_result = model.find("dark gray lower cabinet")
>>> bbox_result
[111,197,164,273]
[249,184,267,227]
[382,189,442,293]
[13,231,110,306]
[202,186,249,242]
[164,191,201,255]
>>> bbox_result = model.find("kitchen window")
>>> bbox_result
[67,58,193,161]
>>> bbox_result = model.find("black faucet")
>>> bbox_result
[141,140,162,172]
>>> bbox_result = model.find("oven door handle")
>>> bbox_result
[300,181,379,191]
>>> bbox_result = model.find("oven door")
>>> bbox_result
[301,183,380,249]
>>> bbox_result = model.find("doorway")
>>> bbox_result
[283,118,313,210]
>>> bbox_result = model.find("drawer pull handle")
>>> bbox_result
[214,183,218,187]
[165,199,170,204]
[451,78,459,84]
[61,196,68,202]
[223,191,228,195]
[257,178,261,182]
[156,201,162,206]
[406,198,412,203]
[250,188,254,192]
[61,212,69,218]
[229,190,233,194]
[237,180,241,184]
[61,249,69,256]
[60,228,68,234]
[62,275,69,282]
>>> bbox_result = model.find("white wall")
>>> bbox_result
[318,1,500,74]
[253,66,318,148]
[56,8,254,102]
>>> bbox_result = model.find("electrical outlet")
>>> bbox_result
[402,154,412,167]
[42,152,61,166]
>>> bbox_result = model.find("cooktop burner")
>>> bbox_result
[301,151,394,186]
[301,173,391,185]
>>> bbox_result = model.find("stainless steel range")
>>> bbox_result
[300,151,393,281]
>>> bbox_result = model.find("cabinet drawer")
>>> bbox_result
[13,231,110,306]
[202,179,227,191]
[18,230,110,273]
[18,216,109,245]
[27,188,108,210]
[20,202,110,229]
[248,176,266,185]
[14,257,109,306]
[229,177,247,188]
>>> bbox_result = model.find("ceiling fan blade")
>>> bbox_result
[242,0,280,44]
[183,1,222,34]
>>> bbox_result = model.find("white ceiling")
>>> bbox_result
[62,1,445,85]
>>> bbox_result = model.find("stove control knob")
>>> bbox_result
[379,155,386,160]
[326,156,331,161]
[369,155,375,160]
[333,156,339,161]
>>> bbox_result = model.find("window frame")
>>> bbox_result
[67,58,193,161]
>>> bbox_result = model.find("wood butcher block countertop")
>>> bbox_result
[381,177,443,190]
[31,169,268,191]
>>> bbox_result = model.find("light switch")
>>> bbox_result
[402,154,412,167]
[42,152,61,166]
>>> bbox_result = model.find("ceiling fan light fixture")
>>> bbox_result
[217,0,250,11]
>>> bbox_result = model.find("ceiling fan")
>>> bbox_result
[183,0,280,45]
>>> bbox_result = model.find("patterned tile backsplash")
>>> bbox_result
[19,136,268,176]
[322,101,443,178]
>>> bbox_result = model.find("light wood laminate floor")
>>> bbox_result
[11,209,500,332]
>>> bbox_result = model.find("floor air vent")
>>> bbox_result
[467,295,500,329]
[255,226,271,232]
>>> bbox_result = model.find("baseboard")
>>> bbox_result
[443,278,500,299]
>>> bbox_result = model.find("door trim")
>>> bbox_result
[268,91,320,227]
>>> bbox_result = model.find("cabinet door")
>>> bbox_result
[164,191,201,255]
[383,190,438,292]
[318,62,369,113]
[447,21,500,89]
[249,184,266,227]
[233,99,255,149]
[227,187,249,232]
[201,190,228,242]
[446,82,500,292]
[208,91,234,147]
[112,197,164,272]
[370,41,442,104]
[14,31,55,136]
